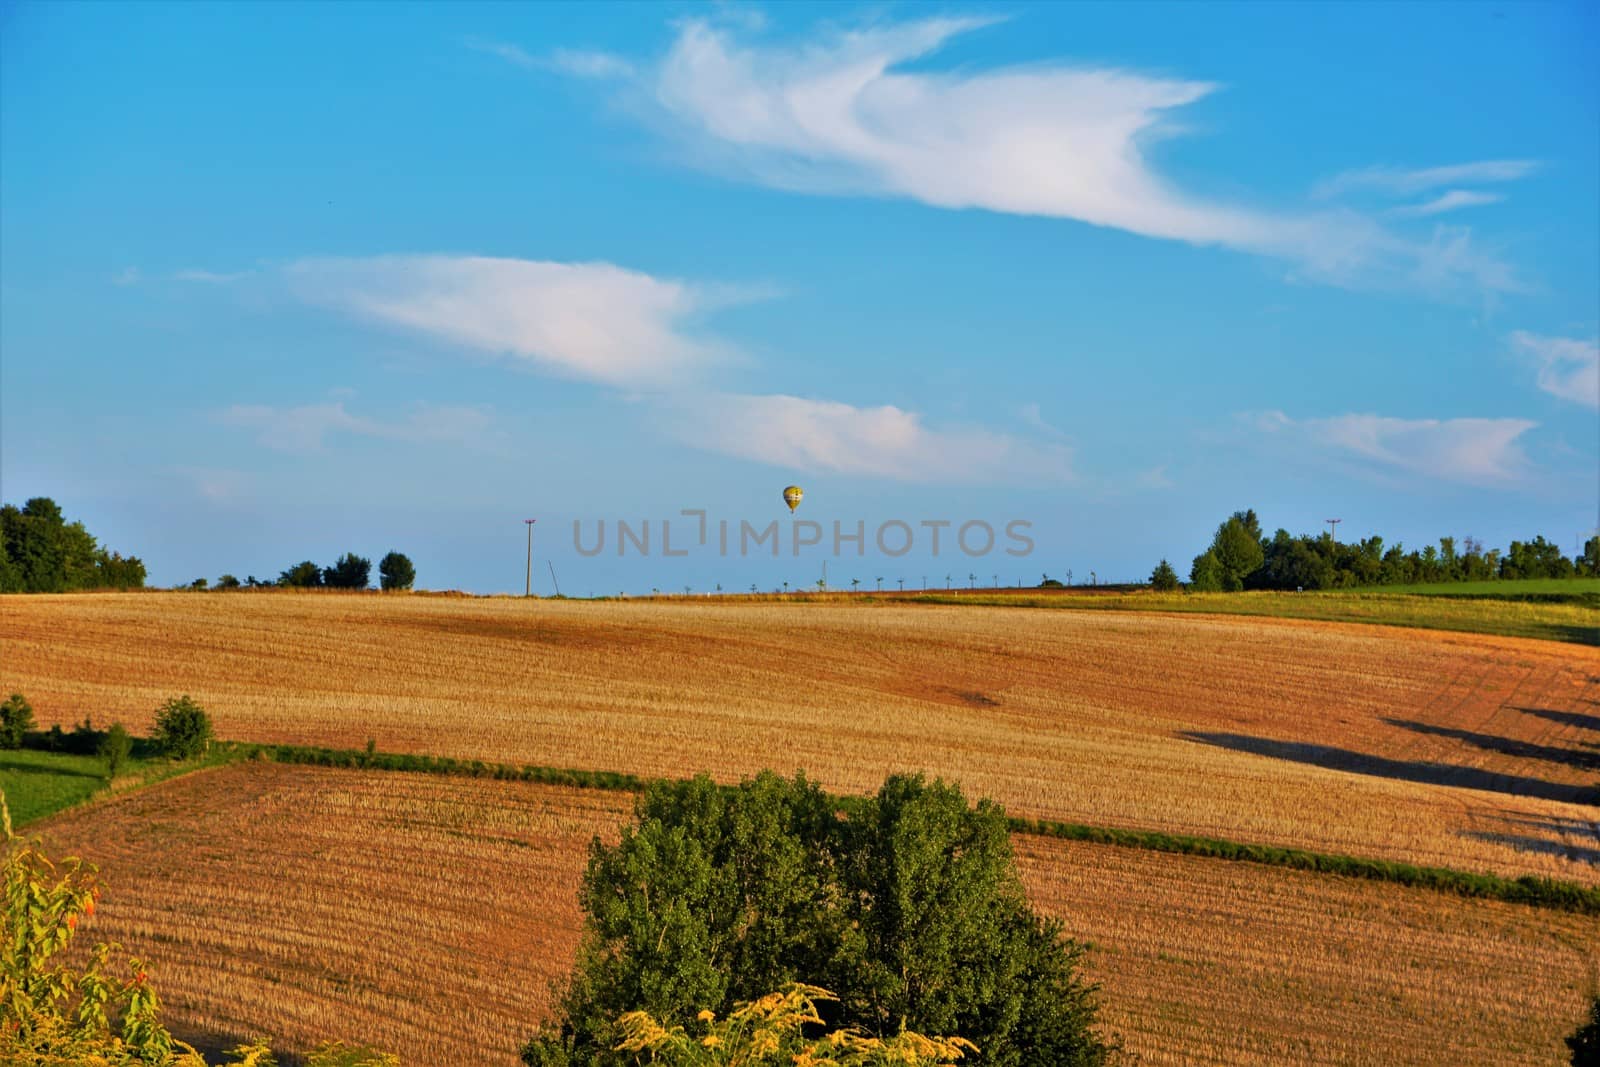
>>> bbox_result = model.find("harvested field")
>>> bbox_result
[5,592,1599,881]
[36,763,1599,1066]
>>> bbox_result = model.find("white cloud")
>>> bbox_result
[1388,190,1504,218]
[219,401,498,454]
[666,392,1074,485]
[1018,402,1063,436]
[283,255,745,386]
[1314,159,1539,200]
[1253,409,1537,486]
[467,37,632,78]
[553,16,1519,295]
[464,36,539,69]
[1510,331,1600,409]
[174,268,252,283]
[549,48,634,79]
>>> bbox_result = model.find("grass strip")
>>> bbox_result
[244,740,1600,915]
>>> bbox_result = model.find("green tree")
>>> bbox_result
[1569,995,1600,1066]
[1209,515,1264,591]
[0,694,34,750]
[279,560,324,587]
[323,553,372,590]
[216,574,242,590]
[1188,550,1223,592]
[99,722,132,780]
[1149,559,1179,591]
[1580,536,1600,578]
[378,551,416,592]
[523,772,1108,1067]
[151,696,213,761]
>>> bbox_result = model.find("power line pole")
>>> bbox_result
[524,519,536,597]
[1325,518,1342,543]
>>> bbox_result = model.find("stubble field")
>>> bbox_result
[34,762,1600,1066]
[4,592,1598,882]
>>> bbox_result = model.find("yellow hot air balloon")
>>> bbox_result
[782,485,804,513]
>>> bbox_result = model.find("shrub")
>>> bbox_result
[379,551,416,591]
[323,552,372,590]
[523,772,1108,1067]
[152,696,213,761]
[1149,559,1180,591]
[0,693,33,749]
[99,722,132,780]
[279,560,323,587]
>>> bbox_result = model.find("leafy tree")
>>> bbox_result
[99,722,132,780]
[1149,559,1179,591]
[323,552,372,590]
[1581,536,1600,579]
[1209,515,1264,591]
[151,696,213,761]
[1188,550,1223,592]
[0,694,34,749]
[0,498,145,593]
[1570,995,1600,1066]
[279,560,324,588]
[379,551,416,592]
[523,772,1108,1067]
[216,574,242,590]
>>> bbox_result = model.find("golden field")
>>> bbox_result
[4,592,1597,881]
[36,762,1599,1066]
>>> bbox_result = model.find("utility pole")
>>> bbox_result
[1325,518,1342,543]
[524,519,536,597]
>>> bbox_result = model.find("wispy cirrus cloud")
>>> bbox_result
[218,400,499,454]
[549,15,1520,295]
[1387,190,1505,218]
[466,36,632,78]
[1250,410,1537,486]
[282,255,750,386]
[1510,331,1600,409]
[174,268,254,284]
[1313,159,1539,200]
[665,392,1074,486]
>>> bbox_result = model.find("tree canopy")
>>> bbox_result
[523,772,1108,1067]
[0,497,146,593]
[1179,510,1596,591]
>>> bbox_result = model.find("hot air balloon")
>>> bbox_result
[782,485,804,513]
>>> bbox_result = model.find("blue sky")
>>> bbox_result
[2,1,1596,594]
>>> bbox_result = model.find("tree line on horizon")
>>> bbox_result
[1151,509,1600,592]
[191,550,416,592]
[0,497,146,593]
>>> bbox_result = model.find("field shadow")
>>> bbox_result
[0,755,104,782]
[1461,831,1600,868]
[1383,717,1600,771]
[1508,706,1600,733]
[1181,732,1599,805]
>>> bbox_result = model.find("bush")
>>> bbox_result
[523,772,1108,1067]
[0,693,33,749]
[1149,559,1180,591]
[152,696,213,760]
[279,560,323,587]
[99,722,132,780]
[379,551,416,592]
[1570,995,1600,1066]
[324,552,372,590]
